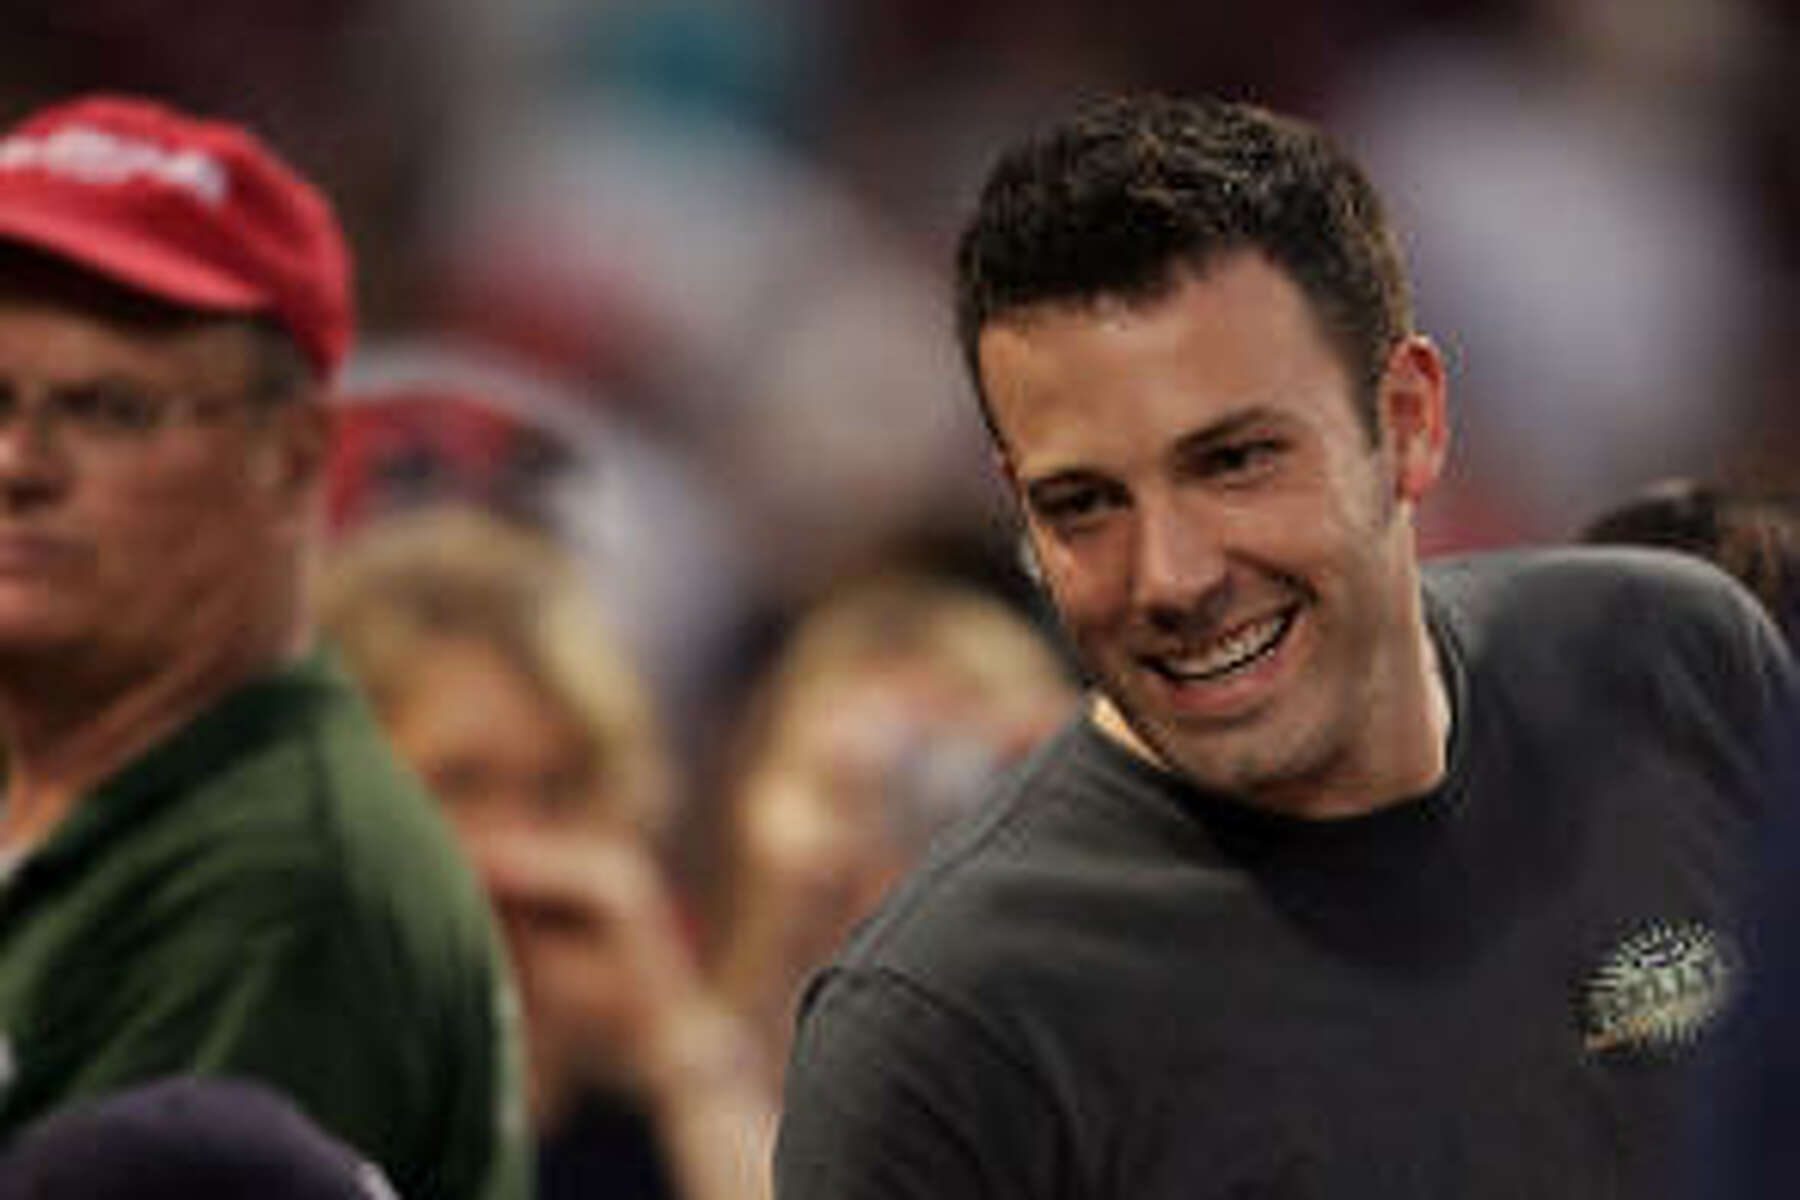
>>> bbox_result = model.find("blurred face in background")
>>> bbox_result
[740,664,959,932]
[733,650,1073,984]
[709,573,1078,1065]
[382,632,598,842]
[379,631,652,1108]
[322,506,690,1125]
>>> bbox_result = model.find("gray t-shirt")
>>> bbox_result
[776,547,1795,1200]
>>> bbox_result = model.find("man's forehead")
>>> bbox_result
[0,287,262,391]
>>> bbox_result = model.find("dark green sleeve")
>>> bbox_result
[46,862,530,1200]
[776,967,1067,1200]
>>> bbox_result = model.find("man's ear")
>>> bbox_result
[992,447,1047,587]
[1378,335,1450,504]
[1016,529,1045,586]
[253,395,333,506]
[994,445,1020,494]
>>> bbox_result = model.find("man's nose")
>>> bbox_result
[1133,493,1229,628]
[0,400,71,508]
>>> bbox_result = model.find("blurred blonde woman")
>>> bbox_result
[708,568,1079,1067]
[320,506,770,1200]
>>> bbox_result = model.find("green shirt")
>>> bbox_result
[0,650,531,1200]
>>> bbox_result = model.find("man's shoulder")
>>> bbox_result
[1427,542,1754,609]
[1426,545,1794,747]
[190,657,434,856]
[262,667,498,943]
[123,654,496,963]
[1425,544,1775,655]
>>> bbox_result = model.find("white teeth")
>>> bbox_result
[1155,610,1294,682]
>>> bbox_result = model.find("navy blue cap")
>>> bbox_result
[0,1076,398,1199]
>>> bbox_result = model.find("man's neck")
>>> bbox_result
[0,626,309,853]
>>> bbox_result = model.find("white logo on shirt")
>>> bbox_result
[1581,920,1739,1054]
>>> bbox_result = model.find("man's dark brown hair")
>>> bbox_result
[954,93,1414,442]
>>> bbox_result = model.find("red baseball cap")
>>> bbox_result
[0,94,354,378]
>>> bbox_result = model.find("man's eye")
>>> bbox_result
[1031,485,1113,530]
[59,386,165,434]
[1196,439,1283,480]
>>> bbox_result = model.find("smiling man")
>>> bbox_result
[774,95,1797,1199]
[0,96,528,1200]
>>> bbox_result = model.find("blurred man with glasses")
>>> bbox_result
[0,95,529,1200]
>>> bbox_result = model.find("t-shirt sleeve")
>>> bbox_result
[1677,565,1800,810]
[1589,552,1800,818]
[1709,566,1797,722]
[775,967,1066,1200]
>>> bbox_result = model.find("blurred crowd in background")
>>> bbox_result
[3,2,1796,1194]
[3,0,1793,744]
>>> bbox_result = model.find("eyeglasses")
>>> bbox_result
[0,380,240,449]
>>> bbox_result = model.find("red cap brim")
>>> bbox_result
[0,192,272,316]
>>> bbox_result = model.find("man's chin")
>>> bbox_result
[1093,696,1228,787]
[1098,693,1315,800]
[1095,691,1239,764]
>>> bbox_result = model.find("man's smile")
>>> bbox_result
[1139,604,1300,685]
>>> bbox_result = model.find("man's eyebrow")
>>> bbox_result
[1022,467,1107,497]
[44,373,148,391]
[23,369,176,395]
[1017,406,1290,493]
[1171,405,1286,452]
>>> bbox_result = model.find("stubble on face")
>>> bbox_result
[1091,445,1411,809]
[985,254,1442,817]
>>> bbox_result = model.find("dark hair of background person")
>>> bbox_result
[952,92,1413,442]
[0,1076,395,1200]
[1578,478,1800,645]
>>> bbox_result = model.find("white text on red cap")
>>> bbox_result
[0,126,227,206]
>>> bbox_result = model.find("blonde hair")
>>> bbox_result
[718,565,1078,872]
[318,506,671,836]
[753,570,1074,747]
[703,566,1076,989]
